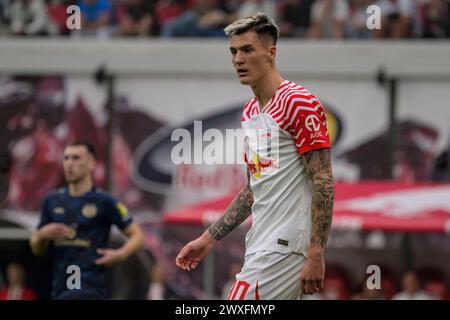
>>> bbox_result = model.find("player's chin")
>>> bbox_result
[240,80,253,87]
[64,175,74,182]
[237,76,250,85]
[65,174,81,183]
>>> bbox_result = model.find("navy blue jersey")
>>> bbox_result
[38,186,133,299]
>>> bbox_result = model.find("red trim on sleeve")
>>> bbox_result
[298,142,331,155]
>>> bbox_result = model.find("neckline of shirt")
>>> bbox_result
[253,79,291,116]
[65,186,96,199]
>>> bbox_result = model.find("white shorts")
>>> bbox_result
[227,250,306,300]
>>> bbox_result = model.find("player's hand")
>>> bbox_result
[300,252,325,295]
[38,223,71,241]
[175,232,216,271]
[95,248,126,266]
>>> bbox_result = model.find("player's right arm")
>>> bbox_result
[29,223,71,256]
[29,198,70,256]
[175,168,253,271]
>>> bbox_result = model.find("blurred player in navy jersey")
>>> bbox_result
[30,140,145,299]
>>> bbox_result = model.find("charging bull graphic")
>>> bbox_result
[244,128,279,179]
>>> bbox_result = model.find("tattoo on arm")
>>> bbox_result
[301,148,334,249]
[208,168,253,241]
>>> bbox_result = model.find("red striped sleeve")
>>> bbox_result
[279,91,331,154]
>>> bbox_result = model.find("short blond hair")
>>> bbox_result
[224,12,279,44]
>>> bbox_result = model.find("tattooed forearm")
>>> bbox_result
[302,149,334,249]
[208,169,254,241]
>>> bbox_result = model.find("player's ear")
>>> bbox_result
[266,45,277,64]
[88,157,96,171]
[268,45,276,63]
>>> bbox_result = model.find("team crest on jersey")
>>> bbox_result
[53,207,65,214]
[116,202,129,220]
[82,203,97,218]
[245,128,279,179]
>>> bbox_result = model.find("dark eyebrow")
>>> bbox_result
[240,44,254,50]
[63,154,81,159]
[230,44,254,51]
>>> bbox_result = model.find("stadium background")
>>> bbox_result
[0,0,449,300]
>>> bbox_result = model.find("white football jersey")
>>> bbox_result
[242,80,331,257]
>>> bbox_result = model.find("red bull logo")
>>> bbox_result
[248,154,276,179]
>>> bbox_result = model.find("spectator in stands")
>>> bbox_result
[9,0,59,36]
[352,282,385,300]
[279,0,314,37]
[417,266,450,300]
[153,0,185,35]
[424,279,450,300]
[316,264,351,299]
[347,0,374,38]
[160,0,235,37]
[380,270,399,299]
[320,276,350,299]
[237,0,278,22]
[421,0,450,38]
[392,271,433,300]
[307,0,349,38]
[47,0,71,36]
[75,0,113,38]
[0,263,37,300]
[373,0,422,38]
[117,0,156,36]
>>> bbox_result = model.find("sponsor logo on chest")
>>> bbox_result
[53,207,65,214]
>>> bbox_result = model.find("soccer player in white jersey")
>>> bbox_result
[175,13,334,300]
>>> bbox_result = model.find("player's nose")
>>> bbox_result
[233,51,244,64]
[64,159,74,169]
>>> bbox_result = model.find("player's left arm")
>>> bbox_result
[96,199,145,266]
[95,222,145,266]
[300,148,334,295]
[119,222,145,259]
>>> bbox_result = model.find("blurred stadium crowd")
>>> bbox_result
[304,265,450,300]
[1,260,449,299]
[0,0,449,39]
